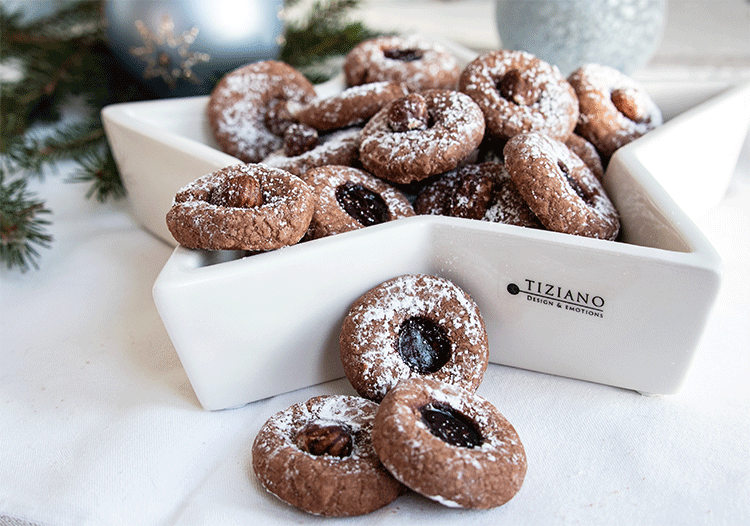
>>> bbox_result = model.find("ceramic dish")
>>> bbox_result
[102,43,750,410]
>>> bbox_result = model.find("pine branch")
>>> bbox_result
[0,0,128,272]
[68,146,124,202]
[4,120,106,177]
[281,0,376,82]
[2,0,102,48]
[0,169,53,272]
[1,1,105,148]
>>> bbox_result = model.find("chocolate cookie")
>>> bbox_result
[343,35,460,92]
[359,90,485,184]
[504,132,620,240]
[166,163,314,250]
[295,82,410,132]
[458,49,579,141]
[304,165,415,239]
[413,162,544,228]
[568,63,662,158]
[372,377,527,509]
[339,274,489,402]
[207,60,316,163]
[261,125,362,178]
[252,394,405,516]
[565,133,605,181]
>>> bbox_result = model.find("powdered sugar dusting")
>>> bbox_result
[296,82,409,131]
[374,378,527,508]
[481,163,542,227]
[359,89,485,182]
[571,62,662,137]
[168,164,314,249]
[208,62,315,162]
[392,379,525,463]
[415,162,543,228]
[309,165,415,233]
[345,35,460,92]
[342,274,488,400]
[459,49,578,140]
[261,127,361,176]
[506,132,619,239]
[253,395,378,469]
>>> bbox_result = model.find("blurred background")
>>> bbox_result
[2,0,748,95]
[348,0,750,81]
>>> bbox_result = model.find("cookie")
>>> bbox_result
[413,162,544,228]
[261,125,362,177]
[371,377,527,509]
[303,165,415,239]
[458,49,579,141]
[252,394,405,517]
[166,163,314,250]
[565,133,605,181]
[295,81,410,132]
[568,63,662,158]
[207,60,316,163]
[503,132,620,240]
[339,274,489,402]
[343,35,460,92]
[359,90,485,184]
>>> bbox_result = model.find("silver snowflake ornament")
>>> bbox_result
[130,14,210,90]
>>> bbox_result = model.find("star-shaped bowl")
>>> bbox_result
[103,43,750,410]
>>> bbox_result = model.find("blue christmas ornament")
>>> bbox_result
[104,0,285,97]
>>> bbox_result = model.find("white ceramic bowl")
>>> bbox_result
[102,44,750,410]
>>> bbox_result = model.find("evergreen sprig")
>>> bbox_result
[67,146,125,202]
[0,0,127,271]
[0,0,371,271]
[0,168,53,272]
[281,0,377,83]
[4,120,107,176]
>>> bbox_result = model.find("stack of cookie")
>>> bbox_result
[252,274,527,517]
[166,34,662,253]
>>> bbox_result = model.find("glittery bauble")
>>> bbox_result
[495,0,666,76]
[104,0,284,97]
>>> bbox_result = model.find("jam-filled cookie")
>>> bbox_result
[568,63,662,159]
[166,163,315,251]
[372,377,527,509]
[413,162,544,228]
[252,394,405,516]
[503,132,620,240]
[458,49,579,141]
[359,90,485,184]
[303,165,415,239]
[340,274,489,402]
[207,60,316,163]
[343,35,461,92]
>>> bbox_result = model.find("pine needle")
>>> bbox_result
[68,146,125,202]
[0,169,53,272]
[281,0,376,82]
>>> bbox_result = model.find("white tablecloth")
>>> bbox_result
[3,2,750,525]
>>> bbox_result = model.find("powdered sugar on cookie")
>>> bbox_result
[340,274,489,401]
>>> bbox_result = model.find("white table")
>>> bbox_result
[2,2,750,525]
